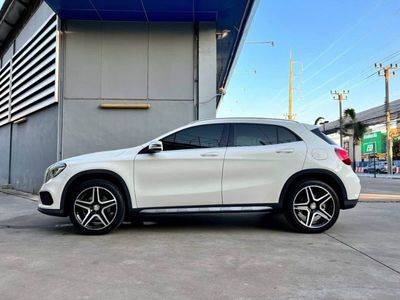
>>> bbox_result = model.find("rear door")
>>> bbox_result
[222,123,307,205]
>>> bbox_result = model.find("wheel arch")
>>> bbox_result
[279,169,348,209]
[60,169,133,216]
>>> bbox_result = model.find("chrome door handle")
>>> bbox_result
[201,152,219,157]
[276,149,294,154]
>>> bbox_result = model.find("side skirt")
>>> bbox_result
[136,204,280,215]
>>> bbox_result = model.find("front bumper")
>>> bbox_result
[342,198,358,210]
[37,206,66,217]
[38,171,69,216]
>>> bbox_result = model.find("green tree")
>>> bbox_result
[393,136,400,160]
[343,108,368,169]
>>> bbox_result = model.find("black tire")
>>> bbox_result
[69,179,126,235]
[284,180,340,233]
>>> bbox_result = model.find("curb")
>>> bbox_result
[0,188,39,202]
[357,174,400,180]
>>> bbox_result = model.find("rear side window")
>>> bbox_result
[311,128,337,145]
[232,124,277,147]
[277,127,301,144]
[231,123,301,147]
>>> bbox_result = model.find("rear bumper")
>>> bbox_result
[342,198,358,210]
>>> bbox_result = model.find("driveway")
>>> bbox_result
[0,190,399,299]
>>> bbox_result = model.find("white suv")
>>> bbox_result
[38,118,360,234]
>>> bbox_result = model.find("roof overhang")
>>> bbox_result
[0,0,32,49]
[43,0,257,104]
[0,0,258,106]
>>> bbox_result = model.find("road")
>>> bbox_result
[0,177,399,299]
[359,176,400,201]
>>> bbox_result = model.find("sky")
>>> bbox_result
[217,0,400,124]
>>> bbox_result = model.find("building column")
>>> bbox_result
[198,22,216,120]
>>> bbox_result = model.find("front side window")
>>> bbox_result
[161,124,226,151]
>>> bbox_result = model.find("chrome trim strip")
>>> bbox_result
[139,206,273,214]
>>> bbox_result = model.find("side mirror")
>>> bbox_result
[148,140,163,153]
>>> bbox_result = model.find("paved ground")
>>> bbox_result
[1,179,400,299]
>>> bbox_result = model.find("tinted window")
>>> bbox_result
[232,124,277,147]
[278,127,300,144]
[231,123,301,147]
[161,133,176,151]
[161,124,226,150]
[311,128,337,145]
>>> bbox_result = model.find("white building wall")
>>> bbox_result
[198,22,217,120]
[61,21,217,158]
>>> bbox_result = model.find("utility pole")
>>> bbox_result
[288,51,295,120]
[330,90,349,148]
[375,63,397,175]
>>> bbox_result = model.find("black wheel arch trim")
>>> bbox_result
[279,169,349,209]
[59,169,134,217]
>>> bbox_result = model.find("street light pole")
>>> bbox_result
[245,41,275,47]
[330,90,349,148]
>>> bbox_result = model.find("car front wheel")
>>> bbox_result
[69,179,125,235]
[284,180,340,233]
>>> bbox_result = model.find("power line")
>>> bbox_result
[302,7,400,85]
[303,0,385,71]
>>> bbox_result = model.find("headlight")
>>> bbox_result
[44,162,66,183]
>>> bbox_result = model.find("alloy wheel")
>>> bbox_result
[73,186,118,231]
[292,185,335,229]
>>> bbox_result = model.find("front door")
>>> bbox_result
[135,124,228,208]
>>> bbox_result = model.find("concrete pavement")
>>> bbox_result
[0,191,399,299]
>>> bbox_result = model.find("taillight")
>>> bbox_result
[335,148,352,165]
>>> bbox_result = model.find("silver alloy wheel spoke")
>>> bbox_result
[82,212,96,227]
[316,209,332,221]
[74,186,118,231]
[76,198,93,205]
[305,187,313,203]
[98,198,116,205]
[306,211,315,227]
[102,202,117,210]
[294,205,309,211]
[75,203,91,211]
[96,213,110,227]
[293,185,335,229]
[315,192,332,203]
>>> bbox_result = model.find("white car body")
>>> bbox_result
[38,118,360,233]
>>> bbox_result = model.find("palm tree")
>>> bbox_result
[314,117,325,125]
[343,108,368,169]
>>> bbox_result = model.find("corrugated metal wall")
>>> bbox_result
[0,2,58,193]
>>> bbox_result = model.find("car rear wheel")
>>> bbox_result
[284,180,340,233]
[69,179,125,235]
